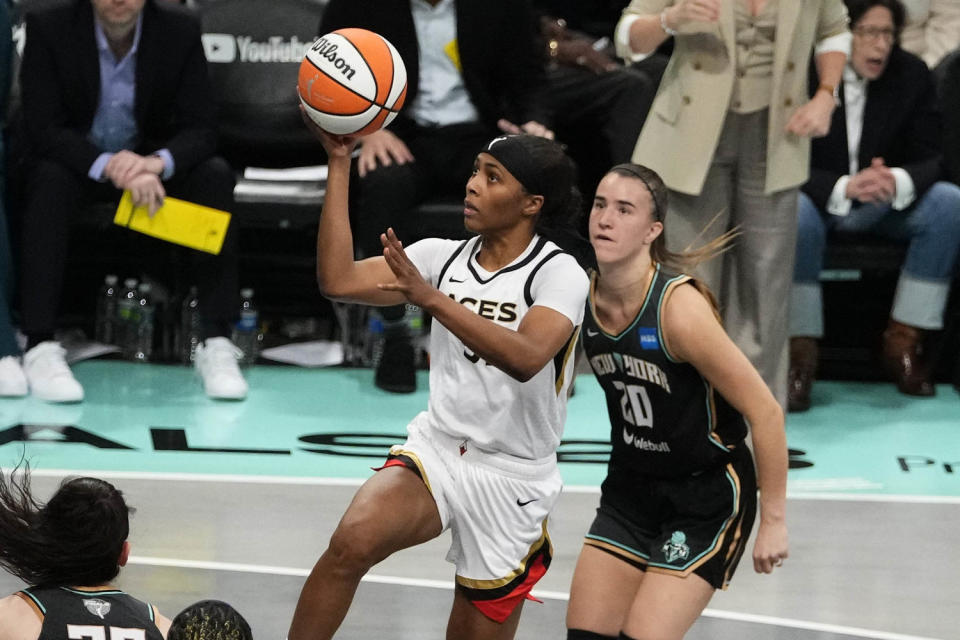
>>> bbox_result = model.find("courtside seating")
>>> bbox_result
[195,0,468,359]
[820,235,959,384]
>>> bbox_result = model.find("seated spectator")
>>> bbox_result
[168,600,253,640]
[0,466,172,640]
[17,0,247,402]
[899,0,960,69]
[942,44,960,186]
[789,0,960,410]
[532,1,661,197]
[319,0,554,393]
[0,0,26,397]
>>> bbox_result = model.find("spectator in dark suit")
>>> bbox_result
[17,0,247,402]
[0,0,27,398]
[789,0,960,409]
[319,0,554,394]
[532,0,662,198]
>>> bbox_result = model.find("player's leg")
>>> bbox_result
[287,465,442,640]
[566,545,645,638]
[619,571,714,640]
[443,453,561,640]
[445,585,525,640]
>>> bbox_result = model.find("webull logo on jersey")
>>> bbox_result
[623,428,671,452]
[202,34,311,64]
[83,598,111,619]
[589,352,671,394]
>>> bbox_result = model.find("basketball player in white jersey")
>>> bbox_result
[289,116,589,639]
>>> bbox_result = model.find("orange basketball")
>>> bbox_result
[298,28,408,136]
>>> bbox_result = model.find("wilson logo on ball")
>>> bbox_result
[309,36,358,81]
[298,28,408,136]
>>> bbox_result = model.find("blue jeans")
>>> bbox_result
[791,181,960,336]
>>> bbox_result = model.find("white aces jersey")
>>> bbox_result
[405,234,589,463]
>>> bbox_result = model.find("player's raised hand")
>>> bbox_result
[378,227,433,306]
[299,103,359,158]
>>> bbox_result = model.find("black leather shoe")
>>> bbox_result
[375,335,416,393]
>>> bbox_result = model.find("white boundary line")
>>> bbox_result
[16,468,960,504]
[127,556,943,640]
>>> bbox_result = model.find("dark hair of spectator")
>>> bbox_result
[168,600,254,640]
[0,465,131,587]
[845,0,906,38]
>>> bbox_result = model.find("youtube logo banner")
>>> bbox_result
[202,33,238,63]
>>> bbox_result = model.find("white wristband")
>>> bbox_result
[660,9,678,36]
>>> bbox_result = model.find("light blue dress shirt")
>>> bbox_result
[88,14,174,181]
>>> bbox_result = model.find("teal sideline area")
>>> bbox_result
[0,361,957,497]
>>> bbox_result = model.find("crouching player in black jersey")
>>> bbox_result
[0,467,170,640]
[566,164,789,640]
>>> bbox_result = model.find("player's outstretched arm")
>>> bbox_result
[661,283,789,574]
[302,107,408,307]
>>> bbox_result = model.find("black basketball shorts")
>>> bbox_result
[583,445,757,590]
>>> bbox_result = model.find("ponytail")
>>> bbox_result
[0,464,131,586]
[606,164,738,315]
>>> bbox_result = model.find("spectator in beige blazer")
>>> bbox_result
[615,0,850,408]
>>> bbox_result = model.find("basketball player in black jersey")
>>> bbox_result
[0,467,171,640]
[565,164,789,640]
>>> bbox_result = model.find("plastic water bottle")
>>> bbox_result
[132,282,155,362]
[406,303,426,368]
[364,312,384,367]
[179,286,202,364]
[231,288,260,366]
[94,274,119,344]
[116,278,140,359]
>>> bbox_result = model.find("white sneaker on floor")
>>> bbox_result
[196,337,248,400]
[23,341,84,403]
[0,355,28,397]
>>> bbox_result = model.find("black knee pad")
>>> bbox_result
[567,630,618,640]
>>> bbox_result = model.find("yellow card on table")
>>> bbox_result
[113,191,231,255]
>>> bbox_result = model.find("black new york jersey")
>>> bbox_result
[582,264,748,478]
[17,586,164,640]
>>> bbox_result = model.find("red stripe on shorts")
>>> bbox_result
[469,553,550,623]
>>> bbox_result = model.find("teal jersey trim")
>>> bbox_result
[585,533,650,561]
[20,589,47,614]
[591,264,662,341]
